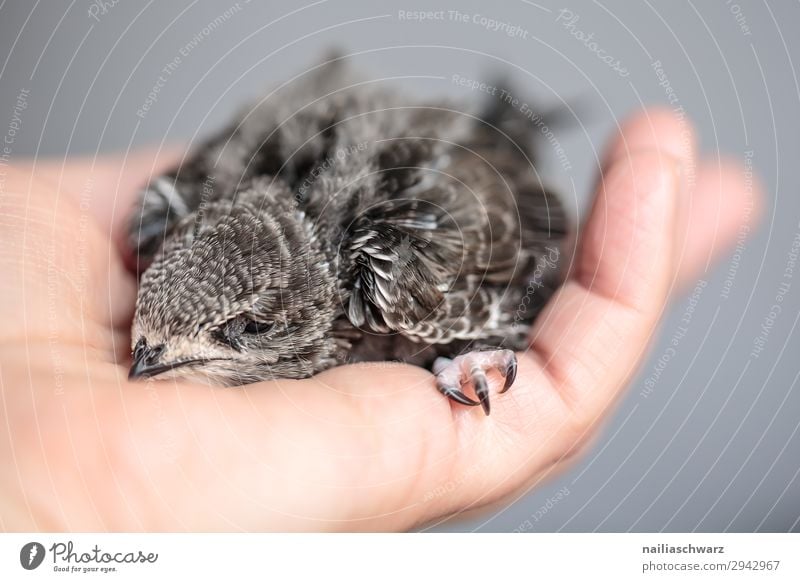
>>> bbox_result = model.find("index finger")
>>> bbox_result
[21,147,184,243]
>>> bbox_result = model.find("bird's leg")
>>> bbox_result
[433,349,517,416]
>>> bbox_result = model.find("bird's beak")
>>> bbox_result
[128,343,171,380]
[129,342,204,379]
[129,340,209,380]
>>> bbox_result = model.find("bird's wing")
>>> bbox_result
[341,90,567,344]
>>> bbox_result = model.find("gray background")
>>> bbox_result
[1,0,798,532]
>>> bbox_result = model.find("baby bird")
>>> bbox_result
[127,57,567,414]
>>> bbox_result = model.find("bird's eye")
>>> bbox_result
[214,316,275,349]
[242,319,273,335]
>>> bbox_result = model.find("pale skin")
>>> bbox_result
[0,109,762,531]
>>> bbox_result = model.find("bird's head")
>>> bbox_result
[129,182,338,385]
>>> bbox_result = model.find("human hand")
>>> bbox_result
[0,108,760,531]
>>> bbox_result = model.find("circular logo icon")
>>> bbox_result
[20,542,46,570]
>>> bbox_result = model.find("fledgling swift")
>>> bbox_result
[127,57,567,415]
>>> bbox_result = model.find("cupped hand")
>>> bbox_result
[0,109,761,531]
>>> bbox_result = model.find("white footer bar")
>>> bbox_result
[1,533,797,581]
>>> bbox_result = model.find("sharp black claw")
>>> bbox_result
[441,386,480,407]
[480,396,491,416]
[500,356,518,394]
[435,350,517,413]
[473,372,491,415]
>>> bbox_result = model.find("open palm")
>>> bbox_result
[0,109,760,531]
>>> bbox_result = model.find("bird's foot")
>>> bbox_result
[433,349,517,415]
